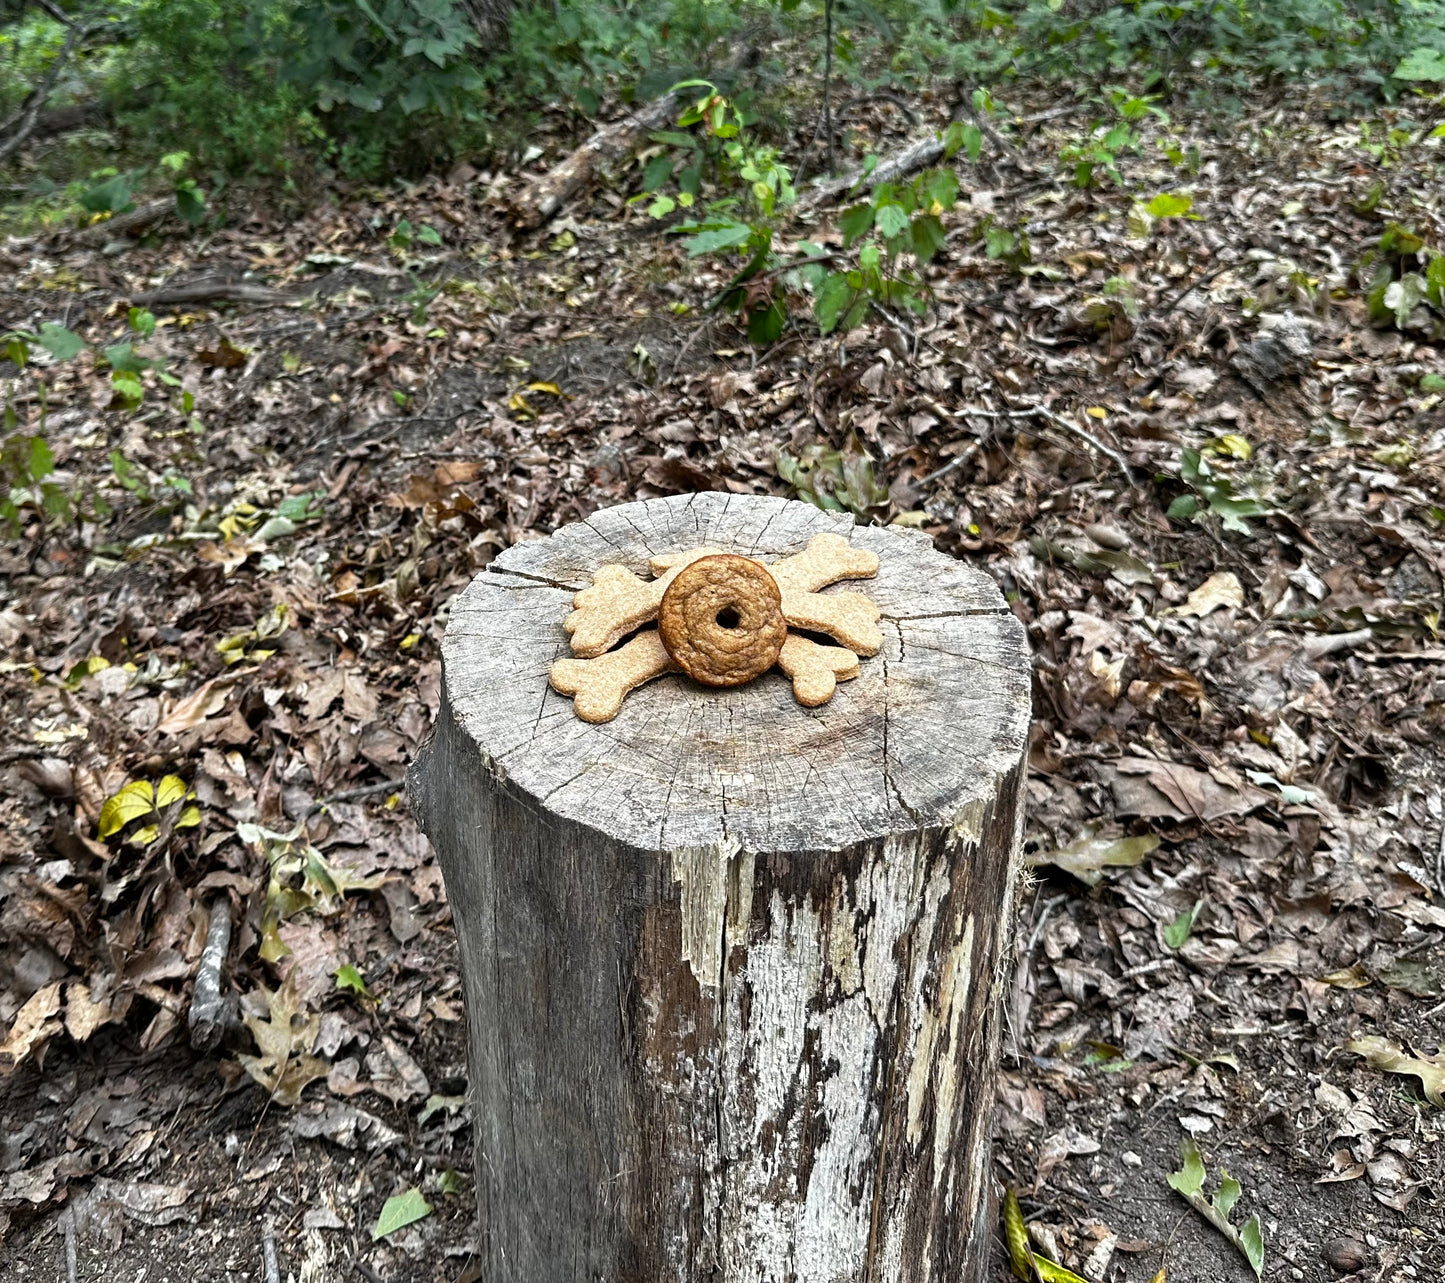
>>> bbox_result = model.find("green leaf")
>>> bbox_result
[1421,372,1445,392]
[839,202,875,243]
[1167,1139,1206,1198]
[746,299,785,346]
[1146,192,1193,218]
[372,1187,432,1239]
[642,154,674,192]
[128,308,157,339]
[37,323,84,361]
[815,272,856,335]
[417,224,443,246]
[1164,899,1204,949]
[1032,1256,1092,1283]
[1002,1187,1031,1280]
[1240,1214,1265,1277]
[923,168,959,210]
[438,1168,467,1196]
[682,222,753,257]
[335,965,369,996]
[103,342,147,375]
[875,203,910,239]
[80,172,135,215]
[1167,494,1199,521]
[99,780,156,839]
[27,435,54,482]
[911,214,947,264]
[1212,1170,1242,1217]
[1394,47,1445,80]
[175,180,206,226]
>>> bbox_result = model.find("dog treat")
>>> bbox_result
[548,630,676,723]
[653,532,882,656]
[549,531,882,721]
[658,554,788,687]
[776,634,861,706]
[565,547,722,658]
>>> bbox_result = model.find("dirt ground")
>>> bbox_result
[3,78,1444,1281]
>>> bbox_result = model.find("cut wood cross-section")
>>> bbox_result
[407,491,1031,1282]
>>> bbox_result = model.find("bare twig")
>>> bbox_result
[1161,259,1236,314]
[0,19,88,164]
[188,896,232,1052]
[261,1221,281,1283]
[960,401,1139,487]
[62,1207,78,1283]
[308,778,404,814]
[918,442,980,487]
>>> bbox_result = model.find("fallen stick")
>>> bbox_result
[511,91,684,230]
[959,401,1138,487]
[262,1221,281,1283]
[72,197,173,246]
[798,131,949,212]
[187,896,232,1052]
[130,281,296,308]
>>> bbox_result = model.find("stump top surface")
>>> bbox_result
[443,493,1029,852]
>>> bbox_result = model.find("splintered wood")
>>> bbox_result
[548,532,882,722]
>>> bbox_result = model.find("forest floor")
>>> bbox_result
[1,77,1443,1283]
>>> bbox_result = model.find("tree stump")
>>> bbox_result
[407,493,1030,1283]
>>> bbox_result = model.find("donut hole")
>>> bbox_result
[715,606,741,630]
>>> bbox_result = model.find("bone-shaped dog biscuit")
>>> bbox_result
[565,548,723,658]
[548,631,675,723]
[777,635,861,706]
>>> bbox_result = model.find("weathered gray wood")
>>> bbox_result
[408,492,1030,1283]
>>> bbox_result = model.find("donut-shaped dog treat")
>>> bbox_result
[658,554,787,687]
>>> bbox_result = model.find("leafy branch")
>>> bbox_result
[1166,1140,1265,1278]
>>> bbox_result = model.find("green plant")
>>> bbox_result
[775,442,888,517]
[639,81,798,341]
[1,313,200,534]
[1167,1140,1265,1278]
[1360,222,1445,331]
[642,85,975,343]
[802,159,961,334]
[389,218,444,250]
[1057,91,1165,188]
[977,213,1031,268]
[1166,444,1271,534]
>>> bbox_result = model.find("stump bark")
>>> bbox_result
[407,493,1030,1283]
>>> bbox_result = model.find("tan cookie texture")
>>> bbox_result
[548,631,675,724]
[776,634,861,706]
[564,547,723,658]
[654,532,883,656]
[657,555,788,687]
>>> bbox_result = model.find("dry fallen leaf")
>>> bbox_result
[1166,570,1245,618]
[238,974,330,1107]
[1346,1035,1445,1106]
[0,982,63,1074]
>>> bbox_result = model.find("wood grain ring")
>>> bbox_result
[657,554,787,687]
